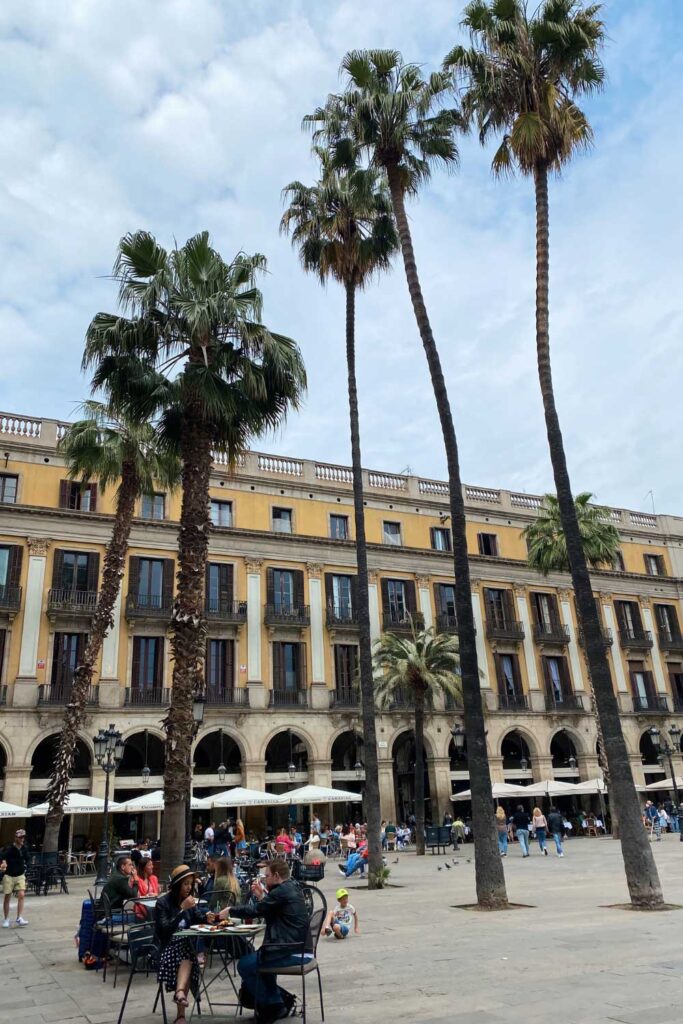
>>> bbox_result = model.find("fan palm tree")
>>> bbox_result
[281,154,398,887]
[41,400,180,854]
[524,493,620,575]
[305,50,508,908]
[448,0,663,906]
[373,625,462,855]
[84,231,307,868]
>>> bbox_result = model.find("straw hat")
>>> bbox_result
[168,864,199,888]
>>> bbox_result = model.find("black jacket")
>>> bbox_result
[1,843,30,877]
[154,892,207,949]
[231,879,309,961]
[511,811,531,831]
[547,811,564,834]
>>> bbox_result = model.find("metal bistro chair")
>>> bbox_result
[116,923,167,1024]
[100,892,134,987]
[256,884,327,1024]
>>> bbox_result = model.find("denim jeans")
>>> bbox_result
[552,831,563,855]
[671,816,680,833]
[343,852,365,878]
[536,827,546,851]
[497,831,508,855]
[238,951,307,1007]
[516,829,530,856]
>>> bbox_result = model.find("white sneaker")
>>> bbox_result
[1,919,9,928]
[15,917,29,926]
[558,852,564,858]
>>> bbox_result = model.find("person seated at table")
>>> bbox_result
[224,858,308,1023]
[102,856,139,922]
[338,838,368,879]
[155,864,207,1023]
[274,827,294,856]
[210,856,242,910]
[134,858,160,919]
[198,853,218,901]
[288,827,302,856]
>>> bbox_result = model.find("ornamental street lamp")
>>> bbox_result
[184,692,206,865]
[648,724,683,839]
[450,725,465,751]
[141,729,151,785]
[93,723,123,884]
[287,729,296,782]
[217,729,227,784]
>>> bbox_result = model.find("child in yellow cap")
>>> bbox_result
[323,888,360,939]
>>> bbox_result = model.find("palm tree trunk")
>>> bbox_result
[162,409,213,874]
[42,461,138,855]
[534,161,661,906]
[414,688,426,856]
[386,166,507,908]
[344,280,384,888]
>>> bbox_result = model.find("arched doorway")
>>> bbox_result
[640,730,664,786]
[330,731,365,812]
[265,731,309,826]
[116,731,165,791]
[193,730,242,798]
[448,734,469,797]
[501,730,533,784]
[29,735,91,848]
[392,732,432,825]
[550,730,579,778]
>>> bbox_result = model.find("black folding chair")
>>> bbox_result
[116,923,167,1024]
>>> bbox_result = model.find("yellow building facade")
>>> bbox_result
[1,410,683,834]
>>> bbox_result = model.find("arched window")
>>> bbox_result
[265,732,308,774]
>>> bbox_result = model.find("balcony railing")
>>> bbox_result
[673,697,683,714]
[618,627,653,650]
[330,687,360,708]
[444,691,463,712]
[497,692,529,711]
[269,689,308,707]
[632,695,669,714]
[578,626,614,648]
[0,585,21,611]
[126,593,173,618]
[264,603,310,627]
[386,687,417,710]
[382,611,425,634]
[545,692,585,712]
[124,687,171,706]
[326,605,359,628]
[657,629,683,653]
[486,618,525,643]
[48,588,98,614]
[533,622,570,645]
[205,598,247,623]
[436,612,458,634]
[204,686,250,707]
[38,683,98,706]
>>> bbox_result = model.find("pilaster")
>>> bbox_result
[367,571,381,644]
[246,559,262,683]
[100,589,122,683]
[641,601,668,694]
[559,588,585,692]
[470,588,490,689]
[16,537,49,688]
[514,584,540,690]
[602,602,628,693]
[416,575,433,630]
[307,563,325,684]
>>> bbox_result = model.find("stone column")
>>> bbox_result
[577,753,600,781]
[368,571,381,644]
[416,575,432,630]
[641,600,668,694]
[559,588,585,691]
[307,564,327,709]
[428,756,453,824]
[308,759,333,789]
[487,754,504,784]
[470,587,490,690]
[243,760,267,791]
[534,755,554,783]
[601,602,628,693]
[2,767,32,807]
[14,537,49,707]
[514,585,540,691]
[377,756,396,819]
[246,558,263,684]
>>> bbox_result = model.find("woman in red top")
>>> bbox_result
[274,827,294,855]
[135,858,160,919]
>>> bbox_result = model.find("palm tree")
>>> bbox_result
[84,231,307,869]
[42,400,179,854]
[373,625,462,855]
[449,0,664,906]
[305,50,508,908]
[281,154,398,887]
[524,493,620,575]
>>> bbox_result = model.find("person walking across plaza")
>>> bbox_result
[495,807,508,856]
[547,806,565,857]
[1,828,30,928]
[532,807,548,855]
[644,800,661,840]
[511,805,531,857]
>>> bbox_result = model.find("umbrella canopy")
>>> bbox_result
[522,779,580,798]
[0,800,32,818]
[29,793,120,815]
[645,776,683,792]
[114,790,206,813]
[281,785,362,805]
[451,782,529,801]
[571,777,608,795]
[202,787,287,809]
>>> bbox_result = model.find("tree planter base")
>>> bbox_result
[602,903,683,912]
[451,902,535,912]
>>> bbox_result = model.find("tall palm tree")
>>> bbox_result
[281,154,398,887]
[42,400,180,854]
[373,625,462,855]
[449,0,664,906]
[524,493,620,575]
[84,231,307,869]
[305,50,508,908]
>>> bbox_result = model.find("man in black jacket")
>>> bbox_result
[230,859,309,1022]
[1,829,31,928]
[511,806,531,858]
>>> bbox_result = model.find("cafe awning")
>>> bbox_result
[281,785,362,805]
[200,787,287,808]
[114,790,206,813]
[0,800,32,818]
[451,782,529,801]
[30,793,119,815]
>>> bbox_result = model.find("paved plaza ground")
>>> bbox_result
[4,836,683,1024]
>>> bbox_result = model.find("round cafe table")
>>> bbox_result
[171,921,265,1019]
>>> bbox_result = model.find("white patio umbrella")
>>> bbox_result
[571,777,608,795]
[451,782,529,801]
[30,793,120,857]
[281,785,362,805]
[0,800,32,818]
[522,779,580,799]
[113,790,207,813]
[645,776,683,792]
[202,787,287,809]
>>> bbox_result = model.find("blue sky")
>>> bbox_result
[1,1,681,513]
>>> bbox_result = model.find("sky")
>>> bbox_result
[1,0,681,515]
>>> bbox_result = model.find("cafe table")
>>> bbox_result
[172,921,265,1018]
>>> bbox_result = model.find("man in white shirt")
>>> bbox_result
[204,822,215,853]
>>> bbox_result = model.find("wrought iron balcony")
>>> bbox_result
[486,618,525,643]
[0,584,21,612]
[436,612,458,634]
[618,627,653,650]
[204,686,249,707]
[326,605,358,628]
[264,603,310,627]
[48,588,98,615]
[330,687,360,708]
[124,687,171,706]
[533,622,570,646]
[381,611,425,634]
[578,626,614,648]
[38,683,98,706]
[632,694,669,714]
[205,598,247,623]
[545,692,585,712]
[386,687,417,711]
[657,628,683,654]
[126,593,173,619]
[269,689,308,707]
[497,692,529,711]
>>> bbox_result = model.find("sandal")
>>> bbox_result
[174,991,189,1008]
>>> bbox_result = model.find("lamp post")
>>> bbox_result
[287,729,296,782]
[217,729,226,784]
[648,724,683,839]
[184,692,206,866]
[93,723,124,884]
[141,729,150,785]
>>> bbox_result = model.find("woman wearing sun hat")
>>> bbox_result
[155,864,208,1021]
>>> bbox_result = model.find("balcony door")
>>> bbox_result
[494,653,522,702]
[272,570,294,613]
[532,593,558,631]
[484,588,513,629]
[131,637,164,691]
[543,656,571,703]
[273,642,304,692]
[334,644,357,693]
[138,559,165,610]
[207,638,234,693]
[616,601,642,638]
[628,660,654,708]
[207,563,233,614]
[51,633,86,689]
[655,604,679,641]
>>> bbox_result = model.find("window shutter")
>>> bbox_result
[131,638,141,688]
[128,557,141,598]
[76,633,87,666]
[510,655,522,695]
[631,602,643,632]
[430,527,436,549]
[433,583,444,614]
[541,657,552,692]
[324,573,334,610]
[405,581,417,614]
[162,560,175,607]
[559,657,572,696]
[225,639,235,692]
[350,576,358,616]
[266,568,274,607]
[222,564,234,603]
[154,638,164,688]
[493,653,504,695]
[502,590,514,624]
[51,550,65,589]
[272,642,282,690]
[7,545,23,588]
[51,634,62,686]
[88,483,98,512]
[293,570,305,609]
[86,553,100,593]
[380,578,389,613]
[0,630,5,677]
[298,643,307,689]
[59,480,68,508]
[333,645,343,689]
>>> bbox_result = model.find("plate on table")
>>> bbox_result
[230,923,262,932]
